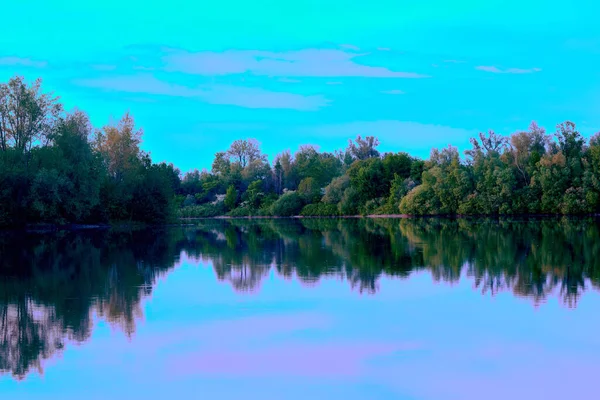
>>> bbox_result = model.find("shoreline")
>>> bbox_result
[3,213,600,233]
[181,213,600,220]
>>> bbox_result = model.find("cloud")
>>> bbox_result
[475,65,542,74]
[339,44,361,51]
[162,49,430,79]
[204,85,330,111]
[0,56,47,68]
[278,77,301,83]
[381,90,405,95]
[73,74,329,111]
[90,64,117,71]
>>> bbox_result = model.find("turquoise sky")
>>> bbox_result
[2,0,599,172]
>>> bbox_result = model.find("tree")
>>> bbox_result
[212,152,231,176]
[298,177,321,203]
[224,185,238,211]
[270,191,304,216]
[0,76,62,158]
[322,175,349,204]
[555,121,584,160]
[95,112,143,182]
[226,139,262,167]
[244,180,264,209]
[273,159,284,194]
[347,135,380,160]
[465,130,508,162]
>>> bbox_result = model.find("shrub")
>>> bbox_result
[360,197,386,215]
[177,202,225,218]
[338,187,360,215]
[300,203,340,216]
[298,177,322,203]
[322,175,349,204]
[224,185,238,211]
[228,207,252,217]
[270,191,304,216]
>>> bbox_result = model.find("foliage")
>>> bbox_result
[227,206,253,217]
[224,185,238,211]
[300,203,340,216]
[270,191,304,216]
[297,177,321,203]
[178,202,225,218]
[3,75,600,225]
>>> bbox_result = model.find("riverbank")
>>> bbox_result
[4,213,600,233]
[179,213,600,221]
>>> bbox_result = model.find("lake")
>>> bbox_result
[1,217,600,399]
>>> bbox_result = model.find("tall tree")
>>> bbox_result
[226,139,262,167]
[95,112,143,182]
[0,76,62,158]
[347,135,380,160]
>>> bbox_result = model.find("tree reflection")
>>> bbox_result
[189,217,600,304]
[0,229,183,379]
[2,217,600,379]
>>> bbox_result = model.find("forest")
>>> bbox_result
[2,75,600,227]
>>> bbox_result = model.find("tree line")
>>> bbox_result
[0,76,180,227]
[2,75,600,227]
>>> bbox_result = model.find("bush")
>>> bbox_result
[228,206,252,217]
[360,197,386,215]
[322,175,349,204]
[224,185,238,211]
[298,177,322,203]
[182,194,196,207]
[338,187,360,215]
[300,203,340,216]
[399,185,433,215]
[270,191,304,216]
[177,202,225,218]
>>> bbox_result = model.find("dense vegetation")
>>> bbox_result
[0,76,180,227]
[180,122,600,218]
[2,75,600,227]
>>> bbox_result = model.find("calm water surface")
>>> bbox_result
[1,218,600,399]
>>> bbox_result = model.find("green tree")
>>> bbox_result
[225,185,238,211]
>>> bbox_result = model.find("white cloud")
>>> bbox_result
[90,64,117,71]
[381,90,405,95]
[73,74,329,111]
[475,66,542,74]
[278,77,301,83]
[0,56,47,68]
[162,49,430,79]
[339,44,361,51]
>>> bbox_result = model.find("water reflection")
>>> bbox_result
[0,229,181,379]
[187,217,600,304]
[1,217,600,380]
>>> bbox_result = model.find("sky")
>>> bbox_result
[1,0,599,172]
